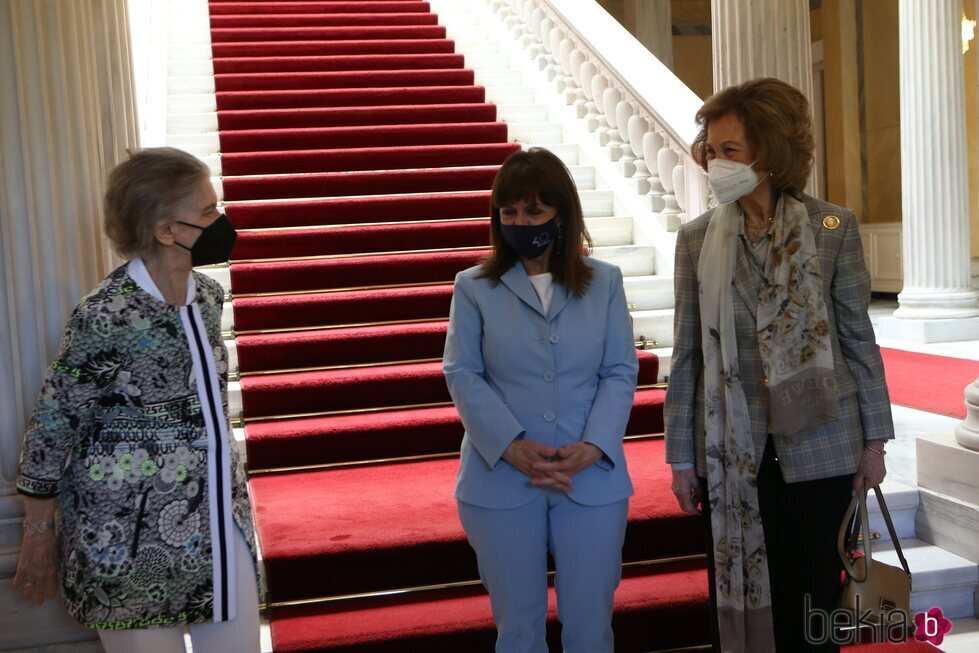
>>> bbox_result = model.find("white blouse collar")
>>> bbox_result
[127,257,196,305]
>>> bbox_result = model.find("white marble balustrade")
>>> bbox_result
[488,0,710,232]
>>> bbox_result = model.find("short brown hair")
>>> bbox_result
[478,148,593,296]
[691,77,815,196]
[103,147,210,258]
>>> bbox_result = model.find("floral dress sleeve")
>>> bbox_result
[17,305,108,497]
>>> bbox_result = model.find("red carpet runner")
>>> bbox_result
[210,1,699,650]
[881,347,979,419]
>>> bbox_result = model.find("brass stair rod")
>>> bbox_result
[259,553,704,612]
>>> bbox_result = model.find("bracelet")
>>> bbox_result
[864,444,886,456]
[22,520,56,534]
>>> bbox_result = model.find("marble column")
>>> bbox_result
[710,0,819,195]
[877,0,979,342]
[623,0,673,70]
[0,0,137,649]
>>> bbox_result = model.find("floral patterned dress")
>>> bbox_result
[17,261,258,630]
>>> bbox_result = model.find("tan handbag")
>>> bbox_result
[837,486,912,626]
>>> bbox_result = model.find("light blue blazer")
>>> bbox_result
[444,258,638,509]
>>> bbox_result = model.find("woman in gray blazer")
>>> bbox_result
[444,148,638,652]
[664,78,893,652]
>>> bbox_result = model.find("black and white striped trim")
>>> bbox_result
[181,302,236,623]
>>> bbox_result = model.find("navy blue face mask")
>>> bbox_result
[500,217,559,259]
[176,214,237,266]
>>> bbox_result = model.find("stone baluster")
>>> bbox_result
[642,131,668,213]
[569,49,588,117]
[591,74,611,138]
[614,100,637,174]
[673,165,687,223]
[602,86,624,158]
[627,114,652,195]
[579,61,601,132]
[537,21,560,81]
[557,37,576,97]
[657,147,682,230]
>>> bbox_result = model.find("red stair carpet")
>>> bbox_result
[211,1,708,650]
[881,347,979,419]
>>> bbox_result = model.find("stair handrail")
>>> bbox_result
[490,0,711,230]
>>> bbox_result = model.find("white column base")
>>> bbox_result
[875,315,979,343]
[894,288,979,320]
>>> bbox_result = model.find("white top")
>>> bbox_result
[529,272,554,314]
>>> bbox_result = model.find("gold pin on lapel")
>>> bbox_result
[822,215,841,230]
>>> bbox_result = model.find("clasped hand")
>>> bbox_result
[501,440,602,493]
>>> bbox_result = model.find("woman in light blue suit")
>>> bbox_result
[444,148,639,652]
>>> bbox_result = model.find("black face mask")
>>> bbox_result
[500,217,559,259]
[176,214,237,266]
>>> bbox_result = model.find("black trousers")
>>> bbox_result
[699,438,854,652]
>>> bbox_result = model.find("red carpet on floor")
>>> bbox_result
[220,143,517,175]
[232,219,491,260]
[215,85,486,110]
[230,248,488,294]
[222,166,499,202]
[881,347,979,418]
[210,25,450,43]
[219,121,504,152]
[208,3,435,16]
[216,103,497,130]
[210,0,710,650]
[250,439,700,601]
[215,69,476,92]
[270,563,710,653]
[239,352,660,419]
[244,387,666,469]
[231,284,456,331]
[225,191,493,229]
[213,53,466,74]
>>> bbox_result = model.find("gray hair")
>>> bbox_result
[103,147,210,258]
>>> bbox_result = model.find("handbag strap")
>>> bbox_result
[872,485,911,577]
[838,490,871,581]
[837,486,912,581]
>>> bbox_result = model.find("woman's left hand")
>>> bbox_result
[852,446,887,495]
[530,443,603,493]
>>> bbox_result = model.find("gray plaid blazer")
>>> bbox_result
[664,194,895,483]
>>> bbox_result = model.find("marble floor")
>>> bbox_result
[868,298,979,652]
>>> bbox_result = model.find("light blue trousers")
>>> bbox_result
[458,491,629,653]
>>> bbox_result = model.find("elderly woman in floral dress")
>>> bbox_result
[13,147,260,653]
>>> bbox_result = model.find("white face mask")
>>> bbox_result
[707,158,761,204]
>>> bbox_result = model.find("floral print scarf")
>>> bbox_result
[757,196,838,433]
[697,194,835,651]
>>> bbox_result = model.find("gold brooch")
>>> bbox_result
[822,215,841,230]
